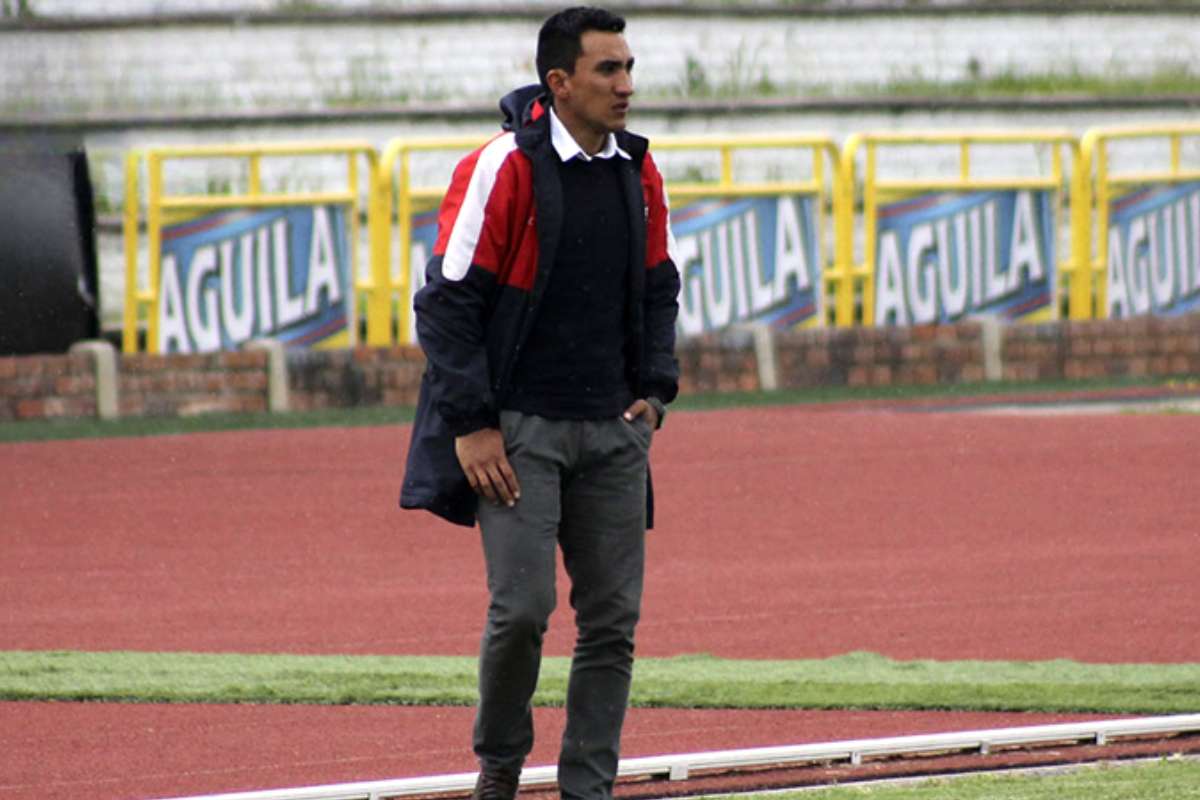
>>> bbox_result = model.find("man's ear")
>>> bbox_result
[545,68,570,101]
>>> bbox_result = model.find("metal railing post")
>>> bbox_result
[1069,134,1096,320]
[122,150,143,354]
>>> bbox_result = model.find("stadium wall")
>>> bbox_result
[5,5,1196,116]
[3,313,1198,422]
[7,5,1195,336]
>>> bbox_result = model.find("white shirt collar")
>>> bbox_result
[549,107,631,162]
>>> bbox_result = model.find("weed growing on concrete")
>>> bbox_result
[0,0,35,18]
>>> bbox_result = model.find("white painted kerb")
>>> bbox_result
[149,714,1200,800]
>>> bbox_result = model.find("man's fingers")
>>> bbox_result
[623,399,658,429]
[497,458,521,502]
[473,457,520,508]
[484,462,515,506]
[465,459,512,506]
[622,399,648,421]
[468,465,496,503]
[455,428,520,505]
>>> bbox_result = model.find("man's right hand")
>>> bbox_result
[455,428,521,507]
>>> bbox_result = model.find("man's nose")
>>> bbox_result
[616,72,634,96]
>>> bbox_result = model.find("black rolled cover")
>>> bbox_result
[0,133,100,355]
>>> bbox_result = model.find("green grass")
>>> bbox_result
[2,376,1194,444]
[3,651,1198,713]
[672,376,1198,412]
[874,65,1200,101]
[762,759,1200,799]
[651,63,1200,103]
[0,405,414,444]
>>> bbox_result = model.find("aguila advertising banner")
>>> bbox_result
[873,189,1057,326]
[408,194,825,341]
[158,205,352,353]
[671,195,823,335]
[1105,181,1200,319]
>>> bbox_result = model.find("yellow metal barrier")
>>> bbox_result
[373,133,841,345]
[126,128,1200,350]
[123,141,380,353]
[373,136,492,347]
[1079,123,1200,320]
[836,130,1084,326]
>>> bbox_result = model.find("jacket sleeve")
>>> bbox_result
[640,151,682,405]
[413,134,522,437]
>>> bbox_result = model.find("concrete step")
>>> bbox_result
[4,4,1196,117]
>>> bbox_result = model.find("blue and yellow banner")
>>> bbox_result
[409,195,823,339]
[672,195,822,336]
[874,190,1056,325]
[1106,181,1200,318]
[157,205,352,353]
[408,208,440,344]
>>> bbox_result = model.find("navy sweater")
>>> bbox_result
[504,155,633,419]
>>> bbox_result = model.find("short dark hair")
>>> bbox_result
[536,6,626,90]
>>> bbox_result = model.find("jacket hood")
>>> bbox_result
[499,84,548,132]
[498,83,649,166]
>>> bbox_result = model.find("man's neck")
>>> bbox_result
[554,106,606,156]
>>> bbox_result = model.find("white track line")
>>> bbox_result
[963,397,1200,415]
[150,714,1200,800]
[697,753,1200,796]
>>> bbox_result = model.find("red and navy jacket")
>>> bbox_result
[400,84,681,527]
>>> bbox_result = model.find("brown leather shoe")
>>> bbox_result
[472,767,520,800]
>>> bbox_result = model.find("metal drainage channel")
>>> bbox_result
[155,714,1200,800]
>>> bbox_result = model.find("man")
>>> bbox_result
[400,6,680,800]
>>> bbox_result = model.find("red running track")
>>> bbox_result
[2,406,1198,799]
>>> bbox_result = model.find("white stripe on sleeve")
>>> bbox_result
[442,133,519,282]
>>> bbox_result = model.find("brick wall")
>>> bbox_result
[1006,315,1200,383]
[0,349,278,421]
[782,324,988,389]
[0,344,428,422]
[114,350,270,418]
[0,351,98,421]
[674,314,1199,398]
[676,329,763,395]
[2,314,1198,424]
[286,346,425,411]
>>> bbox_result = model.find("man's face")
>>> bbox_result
[557,30,635,137]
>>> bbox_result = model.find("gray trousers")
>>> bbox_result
[474,410,651,800]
